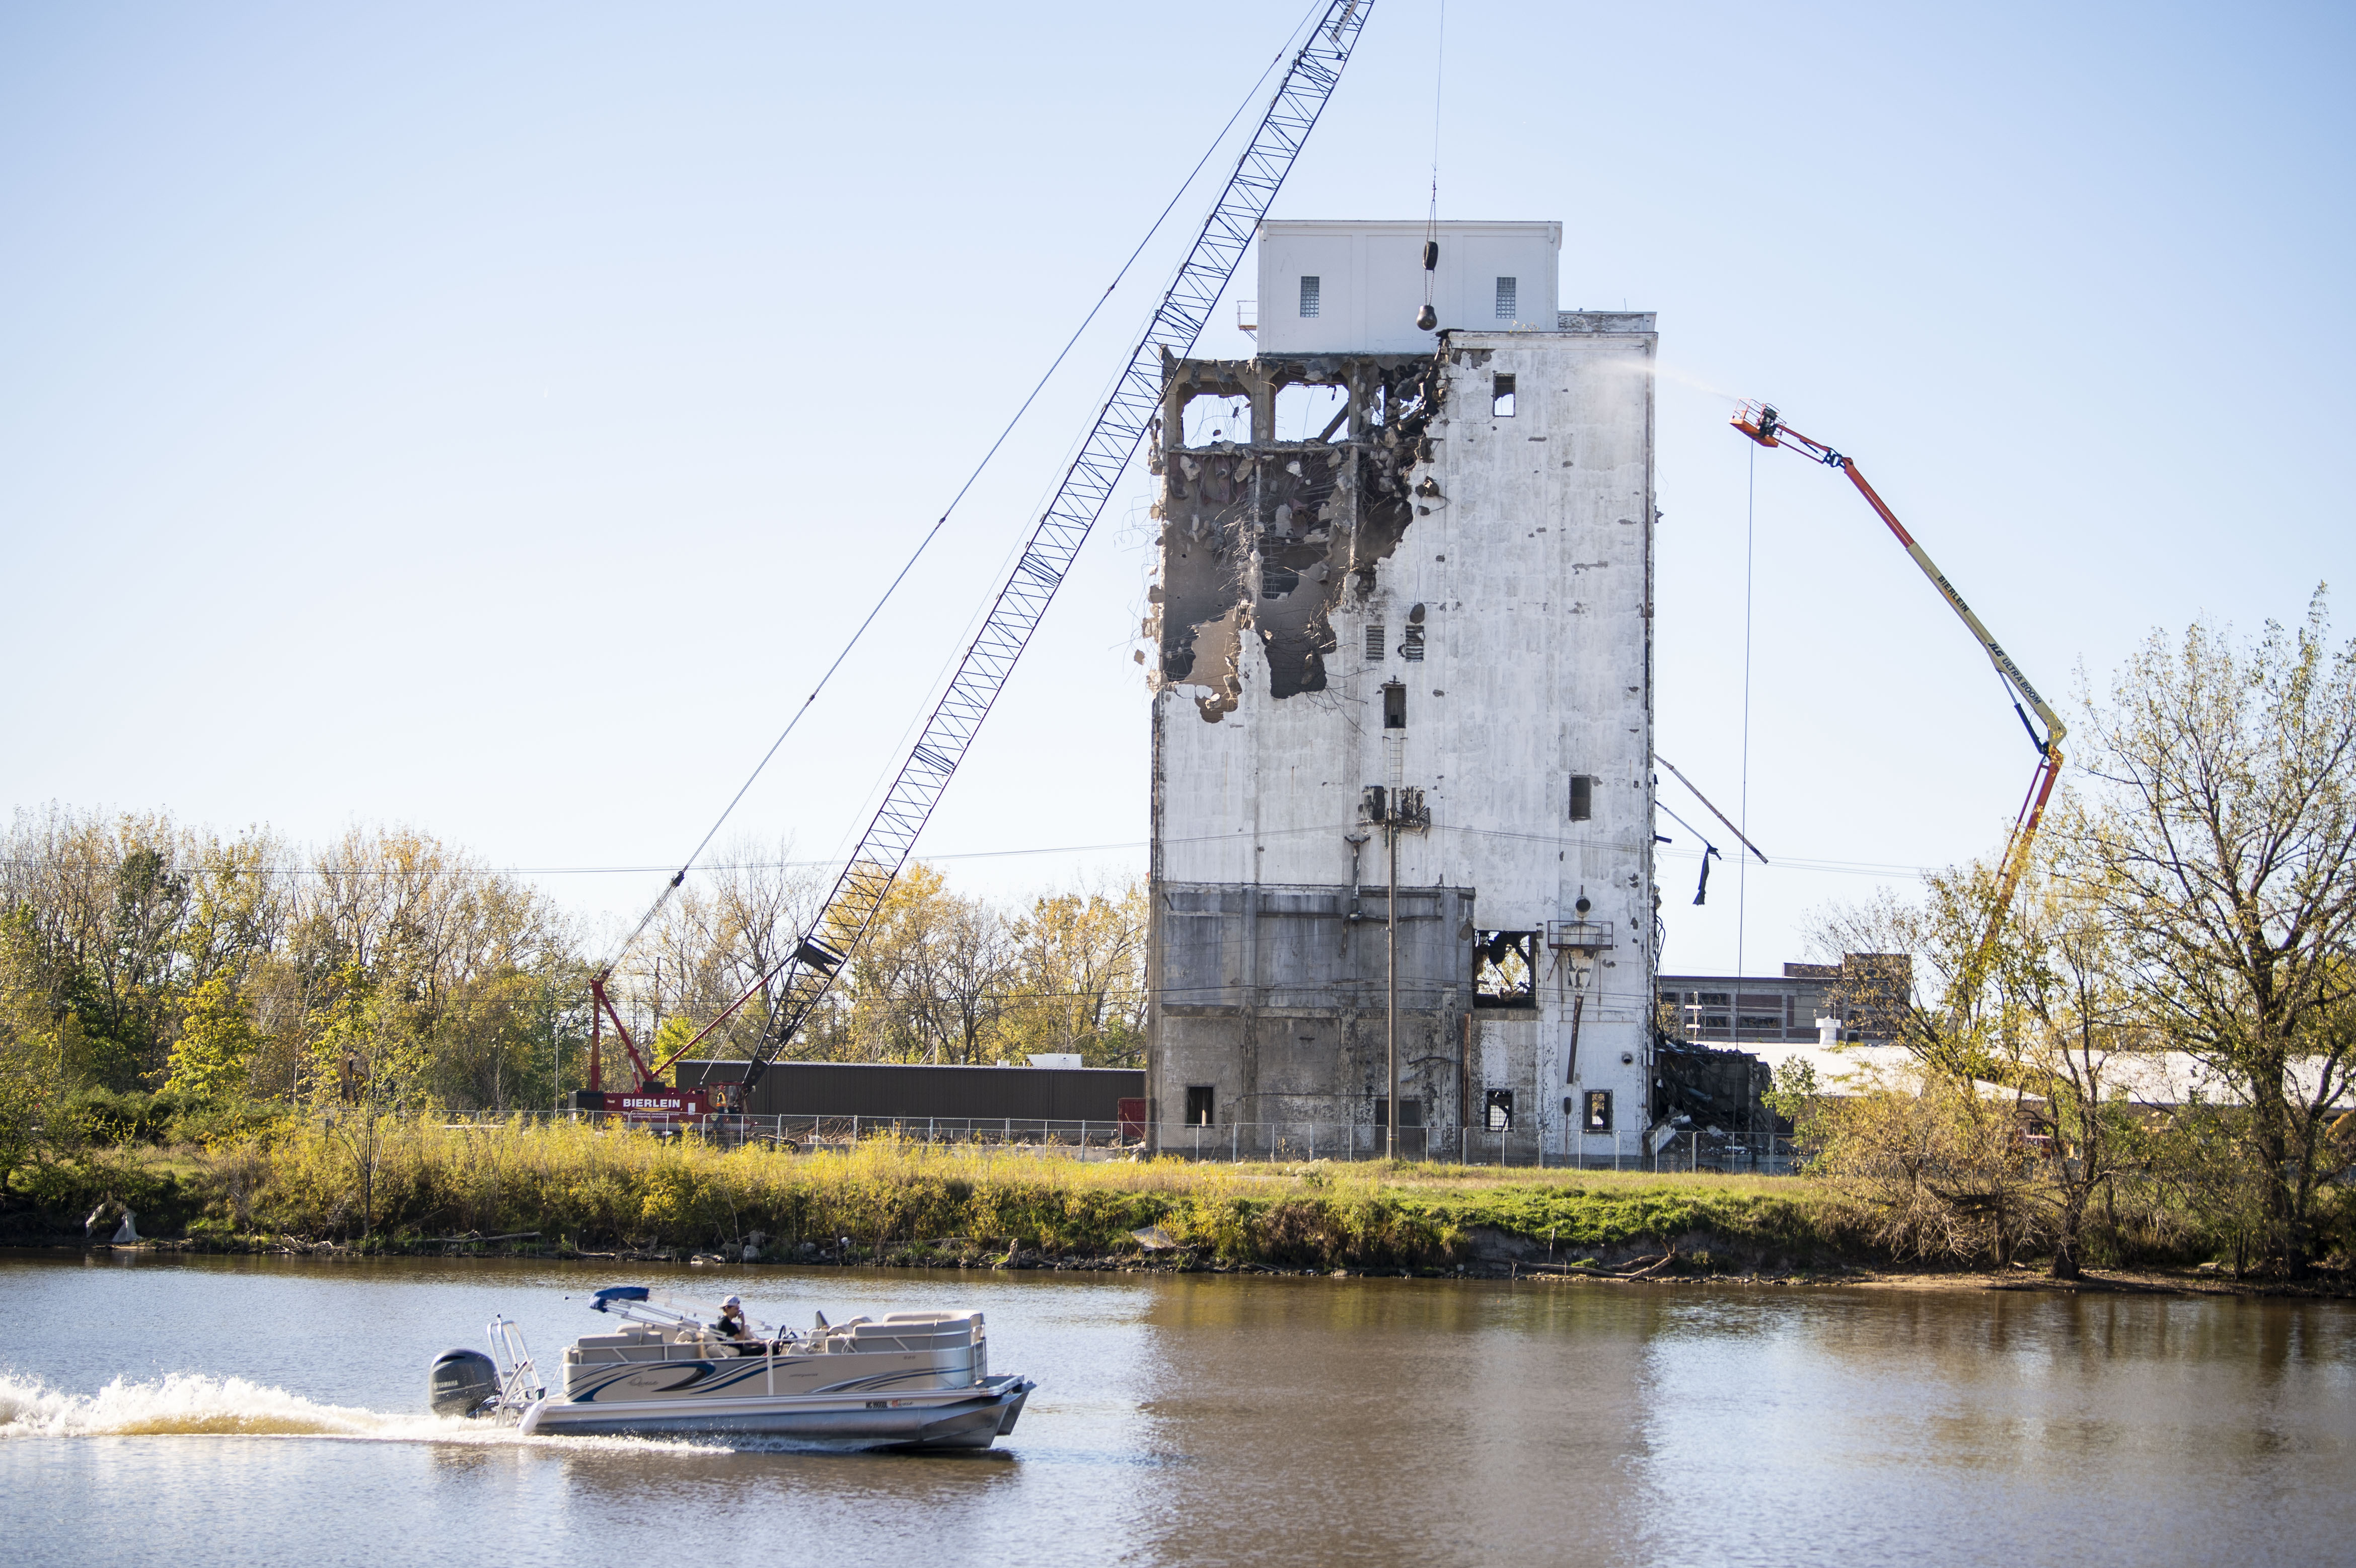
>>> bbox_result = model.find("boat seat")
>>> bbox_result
[568,1330,673,1365]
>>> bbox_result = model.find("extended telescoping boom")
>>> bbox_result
[1732,401,2065,959]
[589,1,1379,1102]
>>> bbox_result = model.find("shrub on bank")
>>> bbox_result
[0,1150,202,1242]
[49,1087,182,1147]
[42,1088,289,1152]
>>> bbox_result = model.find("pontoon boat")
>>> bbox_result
[428,1287,1034,1449]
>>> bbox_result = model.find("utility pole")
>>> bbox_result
[1367,783,1429,1162]
[1387,805,1399,1162]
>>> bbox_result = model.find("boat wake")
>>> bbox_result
[0,1372,693,1450]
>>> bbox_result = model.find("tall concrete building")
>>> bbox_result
[1143,219,1658,1159]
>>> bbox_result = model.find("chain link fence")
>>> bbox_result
[448,1111,1801,1173]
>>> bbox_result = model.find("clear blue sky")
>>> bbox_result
[4,1,2350,973]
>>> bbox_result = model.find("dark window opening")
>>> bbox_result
[1474,930,1539,1009]
[1493,373,1517,417]
[1185,1085,1215,1127]
[1365,624,1386,662]
[1382,682,1407,729]
[1569,774,1595,822]
[1373,1097,1424,1129]
[1401,623,1425,661]
[1583,1089,1613,1133]
[1729,993,1790,1037]
[1495,276,1518,319]
[1299,275,1321,318]
[1484,1089,1515,1132]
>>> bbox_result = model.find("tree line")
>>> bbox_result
[0,807,1145,1166]
[1786,592,2356,1277]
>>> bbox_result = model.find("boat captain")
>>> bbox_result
[716,1296,756,1352]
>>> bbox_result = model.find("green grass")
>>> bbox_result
[4,1118,1865,1271]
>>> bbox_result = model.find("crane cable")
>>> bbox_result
[591,0,1336,980]
[1738,439,1756,975]
[1419,0,1447,326]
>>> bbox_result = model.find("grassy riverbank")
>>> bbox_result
[16,1117,2347,1292]
[2,1116,1863,1274]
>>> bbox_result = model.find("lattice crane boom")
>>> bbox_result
[625,1,1377,1098]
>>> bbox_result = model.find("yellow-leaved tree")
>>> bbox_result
[165,975,257,1101]
[999,879,1148,1068]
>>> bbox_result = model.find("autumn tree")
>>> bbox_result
[626,835,825,1069]
[1813,850,2159,1275]
[0,909,66,1189]
[1813,865,2050,1266]
[999,878,1149,1067]
[0,808,193,1087]
[1990,868,2157,1277]
[831,864,1015,1063]
[164,976,258,1101]
[2065,592,2356,1272]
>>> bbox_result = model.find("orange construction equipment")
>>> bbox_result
[1732,401,2064,965]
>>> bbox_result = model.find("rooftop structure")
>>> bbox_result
[1250,220,1563,353]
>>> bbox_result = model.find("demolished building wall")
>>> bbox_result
[1144,249,1660,1157]
[1146,352,1438,719]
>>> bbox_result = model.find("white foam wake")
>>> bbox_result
[0,1371,689,1450]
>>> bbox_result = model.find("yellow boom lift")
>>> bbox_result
[1732,402,2065,963]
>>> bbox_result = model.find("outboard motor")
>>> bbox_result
[428,1348,500,1417]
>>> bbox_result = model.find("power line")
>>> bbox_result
[0,832,1936,882]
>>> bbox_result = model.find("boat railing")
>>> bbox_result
[487,1315,544,1407]
[581,1327,963,1363]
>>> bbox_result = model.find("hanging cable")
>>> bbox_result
[1416,0,1446,332]
[591,1,1334,978]
[1738,440,1756,974]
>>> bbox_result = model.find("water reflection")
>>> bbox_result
[1,1255,2349,1568]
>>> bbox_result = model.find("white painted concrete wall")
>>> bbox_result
[1256,220,1563,355]
[1155,320,1658,1155]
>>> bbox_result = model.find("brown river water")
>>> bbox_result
[1,1252,2349,1566]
